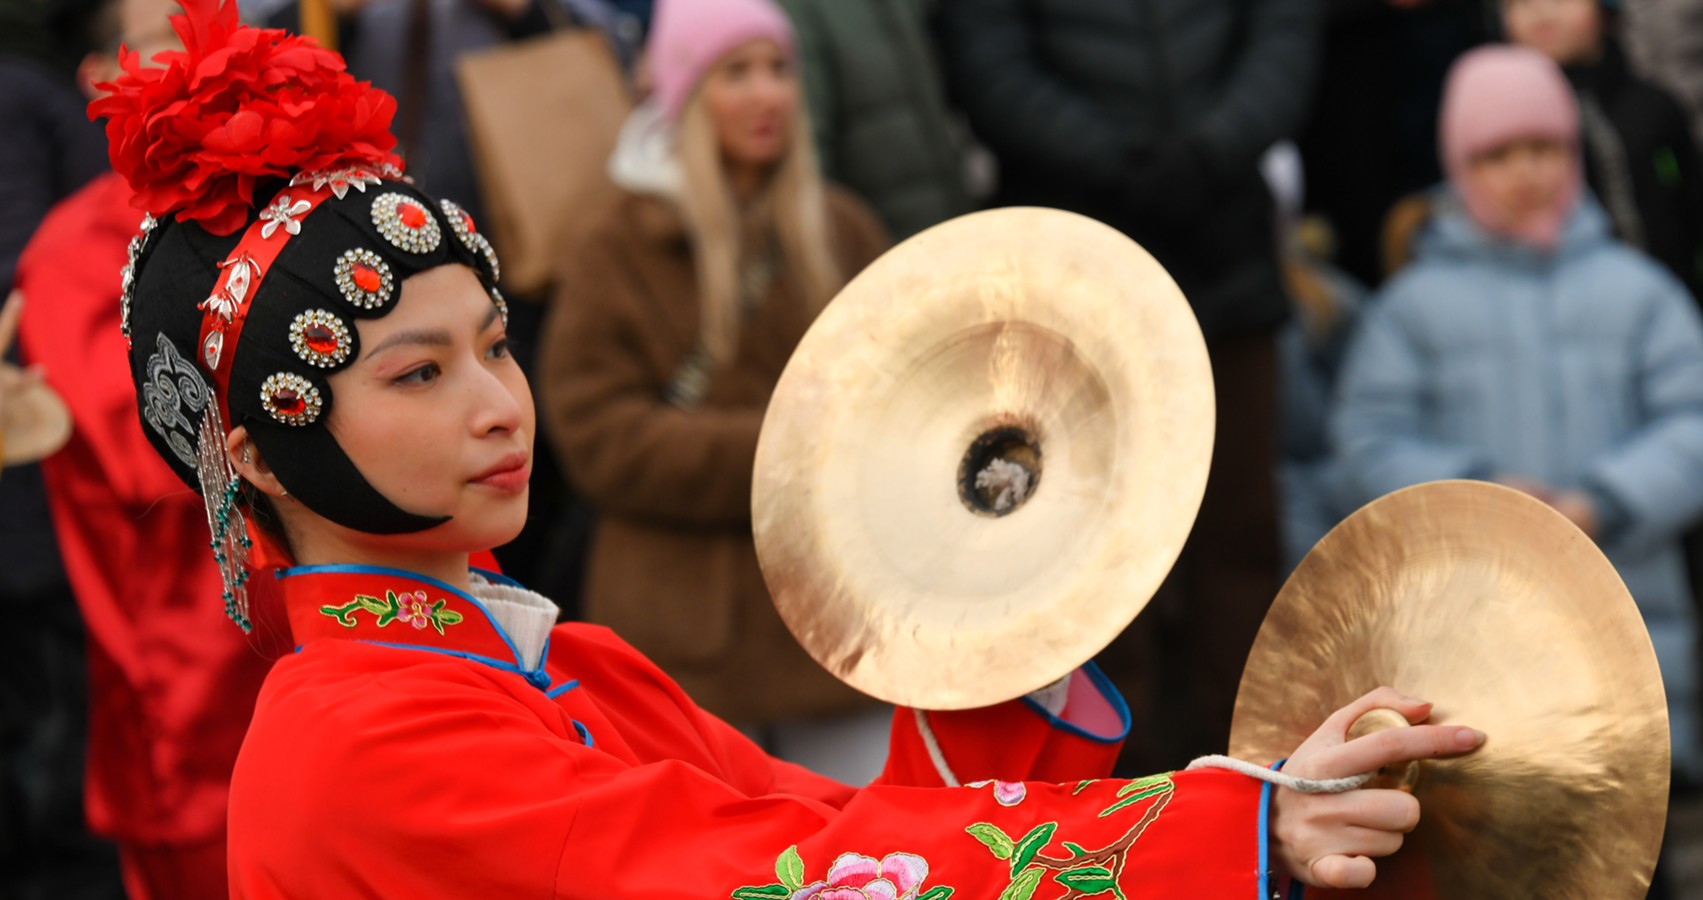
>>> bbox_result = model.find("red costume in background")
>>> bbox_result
[15,171,272,899]
[229,565,1276,898]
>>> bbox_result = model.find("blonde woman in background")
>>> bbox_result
[539,0,890,781]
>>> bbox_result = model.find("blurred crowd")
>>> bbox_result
[2,0,1702,896]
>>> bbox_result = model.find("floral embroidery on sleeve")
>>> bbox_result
[964,774,1175,900]
[967,780,1028,807]
[319,589,466,635]
[733,847,953,900]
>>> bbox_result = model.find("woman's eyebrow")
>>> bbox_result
[364,307,503,359]
[365,328,453,358]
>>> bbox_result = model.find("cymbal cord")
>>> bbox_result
[1185,755,1372,794]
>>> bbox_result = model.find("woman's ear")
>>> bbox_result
[226,426,289,499]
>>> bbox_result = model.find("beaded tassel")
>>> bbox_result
[195,404,253,631]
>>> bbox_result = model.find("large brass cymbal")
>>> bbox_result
[1231,480,1669,899]
[753,207,1214,710]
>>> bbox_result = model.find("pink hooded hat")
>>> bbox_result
[646,0,797,123]
[1439,45,1582,249]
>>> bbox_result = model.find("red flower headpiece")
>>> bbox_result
[89,0,403,236]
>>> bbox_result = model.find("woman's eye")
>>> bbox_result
[487,337,513,361]
[394,363,440,386]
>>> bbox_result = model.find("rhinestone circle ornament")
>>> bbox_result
[289,309,353,368]
[372,192,441,254]
[440,198,478,250]
[260,372,323,425]
[439,198,501,282]
[333,248,395,310]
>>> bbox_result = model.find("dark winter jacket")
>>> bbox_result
[937,0,1321,338]
[778,0,972,239]
[1565,40,1703,303]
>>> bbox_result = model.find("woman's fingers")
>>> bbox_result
[1319,687,1433,738]
[1311,853,1378,889]
[1324,723,1485,779]
[1327,789,1422,833]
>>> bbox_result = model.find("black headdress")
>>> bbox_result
[96,0,505,628]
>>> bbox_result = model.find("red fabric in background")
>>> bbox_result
[15,172,273,848]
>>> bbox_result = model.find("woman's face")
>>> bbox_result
[1502,0,1602,65]
[1465,138,1573,233]
[317,264,533,555]
[700,38,797,172]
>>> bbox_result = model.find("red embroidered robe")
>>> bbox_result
[227,565,1278,898]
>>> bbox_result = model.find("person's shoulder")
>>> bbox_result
[547,621,706,710]
[1576,239,1694,307]
[823,183,892,257]
[16,172,131,280]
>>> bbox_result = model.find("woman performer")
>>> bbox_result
[101,0,1481,895]
[539,0,890,778]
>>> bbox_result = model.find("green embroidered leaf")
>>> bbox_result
[437,609,464,626]
[354,594,390,615]
[917,887,954,900]
[776,846,805,891]
[373,591,402,627]
[1010,822,1057,873]
[1098,782,1172,818]
[998,866,1044,900]
[1055,865,1118,895]
[730,885,790,900]
[966,822,1015,860]
[1117,773,1173,796]
[1073,779,1098,795]
[1063,842,1088,858]
[318,603,362,628]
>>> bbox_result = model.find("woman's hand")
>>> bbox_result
[1270,687,1485,889]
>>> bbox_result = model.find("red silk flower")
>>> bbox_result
[88,0,403,236]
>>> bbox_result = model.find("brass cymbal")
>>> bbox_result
[753,207,1214,710]
[1,363,71,465]
[1231,480,1669,899]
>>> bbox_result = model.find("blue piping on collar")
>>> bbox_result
[279,563,531,674]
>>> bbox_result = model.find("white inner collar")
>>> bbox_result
[469,575,558,671]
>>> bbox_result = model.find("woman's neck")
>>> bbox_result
[289,529,472,591]
[726,159,770,202]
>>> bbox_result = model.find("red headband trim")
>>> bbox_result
[196,182,335,428]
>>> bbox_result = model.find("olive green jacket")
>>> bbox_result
[779,0,972,239]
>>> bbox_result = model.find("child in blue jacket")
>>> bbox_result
[1333,45,1703,781]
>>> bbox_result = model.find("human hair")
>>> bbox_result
[673,89,841,368]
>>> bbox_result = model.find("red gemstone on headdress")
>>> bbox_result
[303,323,339,354]
[399,203,428,230]
[352,262,383,293]
[460,211,476,234]
[272,388,306,416]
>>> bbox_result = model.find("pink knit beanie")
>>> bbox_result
[1439,45,1582,248]
[646,0,797,123]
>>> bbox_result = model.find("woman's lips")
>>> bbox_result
[472,454,530,493]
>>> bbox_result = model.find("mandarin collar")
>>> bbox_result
[277,564,561,689]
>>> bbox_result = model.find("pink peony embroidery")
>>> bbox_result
[396,590,434,629]
[792,852,930,900]
[968,779,1028,806]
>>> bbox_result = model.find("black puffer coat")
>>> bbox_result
[938,0,1321,338]
[1565,40,1703,305]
